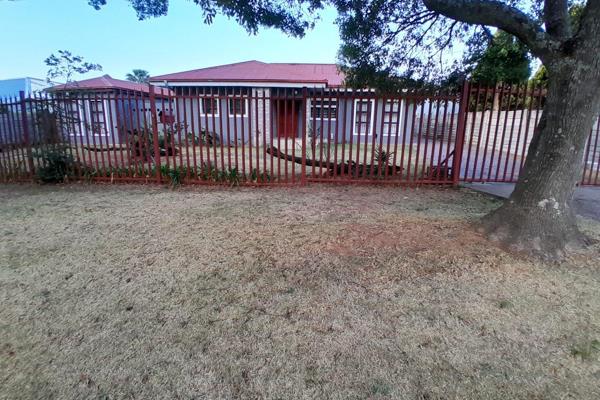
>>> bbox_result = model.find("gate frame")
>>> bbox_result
[452,81,470,186]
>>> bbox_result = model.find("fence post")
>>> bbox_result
[301,87,308,186]
[149,85,162,183]
[452,80,470,186]
[19,91,35,180]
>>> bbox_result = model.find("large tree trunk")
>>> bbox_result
[482,58,600,259]
[421,0,600,260]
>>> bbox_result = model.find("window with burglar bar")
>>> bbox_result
[64,100,83,135]
[228,97,247,116]
[88,100,106,135]
[353,99,374,136]
[200,98,219,116]
[311,98,337,120]
[383,99,402,135]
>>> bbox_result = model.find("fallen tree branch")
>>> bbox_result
[266,146,403,176]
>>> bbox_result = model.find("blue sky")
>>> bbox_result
[0,0,341,81]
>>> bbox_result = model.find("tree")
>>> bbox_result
[530,64,549,87]
[42,50,102,142]
[38,51,103,180]
[529,4,584,89]
[126,69,150,83]
[45,50,102,84]
[88,0,600,259]
[469,30,531,85]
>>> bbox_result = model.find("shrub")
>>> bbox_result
[160,165,183,187]
[250,168,271,183]
[227,167,240,186]
[199,162,220,181]
[34,145,77,183]
[375,148,394,164]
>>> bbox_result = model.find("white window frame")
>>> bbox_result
[227,96,249,117]
[309,98,338,121]
[199,97,220,117]
[382,99,404,136]
[352,98,375,136]
[64,100,86,137]
[72,99,108,137]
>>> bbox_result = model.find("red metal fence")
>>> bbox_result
[0,87,463,185]
[0,83,598,186]
[458,82,600,186]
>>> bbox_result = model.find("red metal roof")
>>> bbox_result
[49,75,157,93]
[149,60,345,87]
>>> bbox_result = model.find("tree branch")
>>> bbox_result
[573,0,600,53]
[543,0,570,40]
[422,0,559,61]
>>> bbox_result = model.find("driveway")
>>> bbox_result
[463,182,600,222]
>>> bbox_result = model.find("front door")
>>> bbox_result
[275,99,301,138]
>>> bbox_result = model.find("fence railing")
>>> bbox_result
[0,87,462,185]
[458,82,600,186]
[0,82,598,186]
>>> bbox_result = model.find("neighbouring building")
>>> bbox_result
[48,75,172,145]
[0,77,55,98]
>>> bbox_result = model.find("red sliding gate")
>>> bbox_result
[0,83,598,186]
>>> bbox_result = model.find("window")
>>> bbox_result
[66,101,81,121]
[88,100,107,136]
[310,98,337,120]
[200,98,219,116]
[228,97,247,117]
[383,99,402,135]
[353,99,375,136]
[65,100,83,135]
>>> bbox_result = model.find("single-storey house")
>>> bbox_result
[149,61,458,146]
[21,64,456,154]
[48,75,172,146]
[148,60,459,146]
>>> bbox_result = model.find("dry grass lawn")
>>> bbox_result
[1,183,599,400]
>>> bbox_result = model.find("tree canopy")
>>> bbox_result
[126,69,150,83]
[87,0,323,37]
[86,1,597,87]
[469,30,531,85]
[45,50,102,84]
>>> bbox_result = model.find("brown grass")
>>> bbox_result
[1,184,599,399]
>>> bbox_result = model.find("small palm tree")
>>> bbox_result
[126,69,150,83]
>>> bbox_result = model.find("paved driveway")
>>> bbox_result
[462,183,600,222]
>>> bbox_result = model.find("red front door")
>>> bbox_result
[275,99,300,138]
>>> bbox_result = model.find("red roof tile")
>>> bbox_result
[149,60,344,87]
[49,75,155,93]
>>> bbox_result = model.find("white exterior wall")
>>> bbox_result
[252,88,271,143]
[174,96,253,144]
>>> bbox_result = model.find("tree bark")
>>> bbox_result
[482,56,600,259]
[266,146,403,176]
[414,0,600,259]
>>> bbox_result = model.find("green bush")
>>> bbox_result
[34,145,77,183]
[159,165,183,187]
